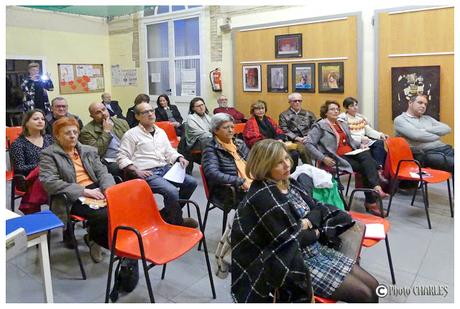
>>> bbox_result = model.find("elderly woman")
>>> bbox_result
[202,113,250,209]
[305,100,388,217]
[154,94,184,136]
[231,139,378,303]
[243,100,299,171]
[338,97,388,168]
[10,109,54,214]
[39,117,115,263]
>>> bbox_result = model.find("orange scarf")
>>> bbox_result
[215,136,252,186]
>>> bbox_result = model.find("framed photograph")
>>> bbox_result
[275,33,302,58]
[292,63,315,93]
[242,65,261,92]
[318,62,344,93]
[391,65,440,120]
[267,64,288,93]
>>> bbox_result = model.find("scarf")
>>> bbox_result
[255,116,276,138]
[215,136,252,186]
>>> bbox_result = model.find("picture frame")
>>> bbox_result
[318,62,344,93]
[275,33,302,58]
[292,63,315,93]
[267,64,288,93]
[391,65,440,120]
[242,65,261,92]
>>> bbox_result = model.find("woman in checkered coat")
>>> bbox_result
[231,139,379,303]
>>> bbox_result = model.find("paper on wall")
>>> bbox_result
[181,83,196,96]
[60,65,74,82]
[181,68,196,82]
[151,73,161,83]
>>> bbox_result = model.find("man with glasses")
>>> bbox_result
[45,97,83,136]
[279,92,316,164]
[117,102,198,228]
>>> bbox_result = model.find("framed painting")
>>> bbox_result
[318,62,344,93]
[267,64,288,93]
[391,65,440,120]
[242,65,261,92]
[275,33,302,58]
[292,63,315,93]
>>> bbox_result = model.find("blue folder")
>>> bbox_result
[6,210,64,236]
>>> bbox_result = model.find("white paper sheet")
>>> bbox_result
[364,223,385,240]
[163,162,186,184]
[344,148,369,156]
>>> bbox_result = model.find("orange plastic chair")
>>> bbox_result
[155,121,179,148]
[6,126,25,211]
[385,137,453,229]
[347,189,396,284]
[233,122,246,140]
[104,179,216,303]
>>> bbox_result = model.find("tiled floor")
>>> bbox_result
[5,166,454,303]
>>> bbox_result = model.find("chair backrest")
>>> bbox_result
[199,165,210,199]
[385,137,417,176]
[155,121,179,147]
[233,123,245,135]
[105,179,166,248]
[6,126,23,149]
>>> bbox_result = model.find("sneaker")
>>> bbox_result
[181,217,199,228]
[84,234,103,263]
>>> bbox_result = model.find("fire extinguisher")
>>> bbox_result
[210,68,222,92]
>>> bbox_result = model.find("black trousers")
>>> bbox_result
[342,151,379,203]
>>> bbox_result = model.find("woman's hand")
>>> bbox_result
[322,156,335,167]
[241,180,251,192]
[380,133,389,140]
[301,218,313,230]
[83,188,105,200]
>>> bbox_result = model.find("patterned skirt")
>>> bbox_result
[303,241,355,298]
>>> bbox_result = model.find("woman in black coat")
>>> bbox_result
[202,113,250,208]
[155,94,184,136]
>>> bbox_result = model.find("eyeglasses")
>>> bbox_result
[194,103,205,108]
[54,105,68,109]
[140,109,155,115]
[291,99,302,103]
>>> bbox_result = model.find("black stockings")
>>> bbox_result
[329,264,379,303]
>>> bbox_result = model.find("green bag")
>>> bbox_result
[312,178,345,210]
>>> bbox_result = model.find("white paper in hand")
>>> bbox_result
[364,223,386,240]
[163,162,186,184]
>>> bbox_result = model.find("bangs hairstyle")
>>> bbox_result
[245,139,292,181]
[319,100,340,119]
[22,109,46,137]
[156,94,171,107]
[250,100,267,115]
[52,116,80,137]
[134,93,150,105]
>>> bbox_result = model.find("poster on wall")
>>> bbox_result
[318,62,344,93]
[275,33,302,58]
[242,65,261,92]
[267,64,288,93]
[292,63,315,93]
[391,66,440,120]
[58,63,104,94]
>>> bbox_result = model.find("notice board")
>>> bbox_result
[58,64,105,94]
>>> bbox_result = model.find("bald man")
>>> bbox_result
[79,102,129,178]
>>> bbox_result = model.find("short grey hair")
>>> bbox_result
[51,97,67,106]
[288,92,302,101]
[210,113,234,133]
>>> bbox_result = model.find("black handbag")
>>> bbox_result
[109,258,139,302]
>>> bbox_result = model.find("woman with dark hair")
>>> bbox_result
[154,94,184,136]
[40,117,115,262]
[126,93,150,128]
[184,97,213,152]
[338,97,388,168]
[10,109,54,214]
[305,100,388,216]
[231,139,378,303]
[243,100,300,172]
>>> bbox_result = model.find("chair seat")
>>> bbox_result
[114,224,203,264]
[348,211,390,247]
[394,167,451,183]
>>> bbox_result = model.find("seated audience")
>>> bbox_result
[39,117,115,263]
[213,95,246,123]
[10,109,53,214]
[394,94,453,174]
[202,113,250,208]
[279,92,316,164]
[45,97,83,135]
[101,92,125,119]
[231,139,378,303]
[243,100,300,172]
[305,100,388,216]
[154,94,184,136]
[79,102,129,179]
[117,102,198,228]
[338,97,388,168]
[126,93,150,128]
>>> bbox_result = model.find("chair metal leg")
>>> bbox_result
[420,183,432,229]
[345,174,352,196]
[222,210,228,235]
[447,179,453,217]
[424,183,429,209]
[141,258,155,303]
[70,222,86,280]
[198,201,212,251]
[386,179,399,216]
[161,264,167,280]
[199,234,216,299]
[384,235,396,284]
[410,182,420,206]
[105,251,117,302]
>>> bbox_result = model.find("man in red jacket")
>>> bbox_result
[213,95,246,123]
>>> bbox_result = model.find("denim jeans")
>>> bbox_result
[144,165,197,225]
[414,144,454,175]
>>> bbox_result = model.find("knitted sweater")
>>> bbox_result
[337,112,382,143]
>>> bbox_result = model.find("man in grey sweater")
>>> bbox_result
[394,94,453,174]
